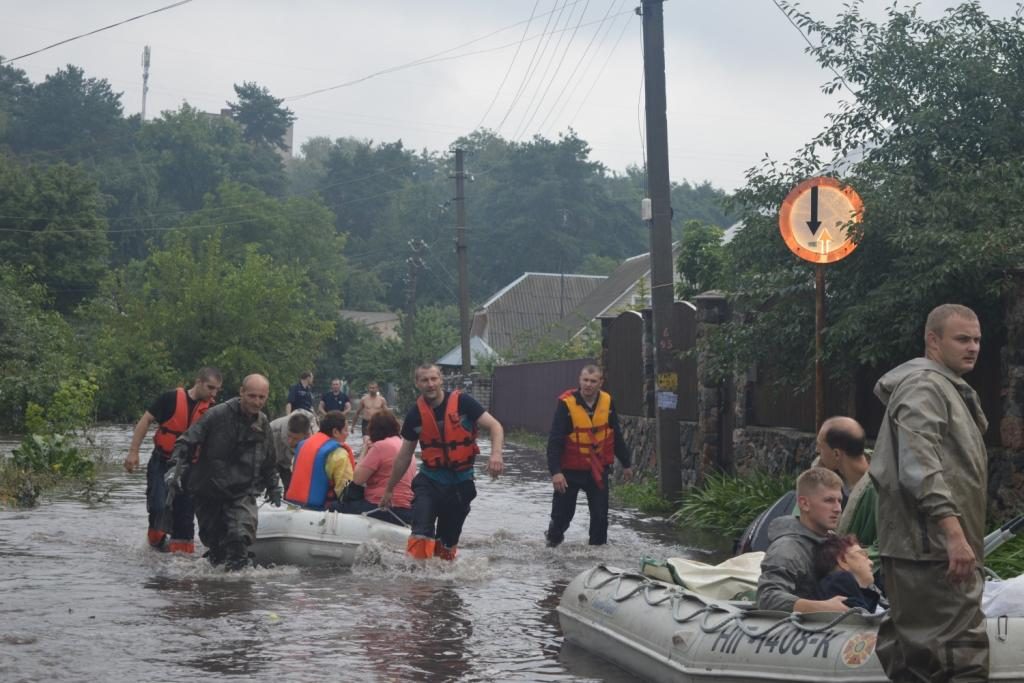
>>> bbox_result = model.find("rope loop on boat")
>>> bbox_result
[583,565,866,639]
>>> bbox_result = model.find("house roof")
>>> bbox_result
[470,272,606,356]
[538,243,681,344]
[339,310,400,326]
[437,336,498,367]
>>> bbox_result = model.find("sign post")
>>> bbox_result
[778,177,864,430]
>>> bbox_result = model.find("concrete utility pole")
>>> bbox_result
[453,149,472,378]
[141,46,151,123]
[641,0,682,500]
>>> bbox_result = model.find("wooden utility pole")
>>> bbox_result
[641,0,682,501]
[453,149,472,378]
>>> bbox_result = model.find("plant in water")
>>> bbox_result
[614,478,675,515]
[675,470,795,538]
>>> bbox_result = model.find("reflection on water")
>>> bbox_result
[0,429,720,682]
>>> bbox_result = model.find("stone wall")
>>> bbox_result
[618,415,699,488]
[731,426,817,477]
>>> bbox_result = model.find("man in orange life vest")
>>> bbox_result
[284,410,356,510]
[545,364,633,547]
[379,363,505,561]
[124,367,223,553]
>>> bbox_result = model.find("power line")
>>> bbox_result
[537,0,620,135]
[769,0,856,97]
[1,0,195,65]
[284,0,588,102]
[495,1,565,134]
[567,12,633,126]
[476,0,542,131]
[512,0,581,140]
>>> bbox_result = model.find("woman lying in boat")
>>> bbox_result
[812,534,887,613]
[332,410,415,526]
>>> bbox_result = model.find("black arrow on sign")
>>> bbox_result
[806,186,821,235]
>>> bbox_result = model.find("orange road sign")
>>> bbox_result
[778,176,864,264]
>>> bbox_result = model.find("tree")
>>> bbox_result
[84,232,334,418]
[0,154,110,311]
[675,220,727,300]
[0,266,81,431]
[226,81,295,150]
[720,1,1024,384]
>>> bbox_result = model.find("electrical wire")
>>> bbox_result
[495,1,566,134]
[768,0,856,97]
[1,0,195,65]
[476,0,542,131]
[512,0,580,140]
[566,12,633,126]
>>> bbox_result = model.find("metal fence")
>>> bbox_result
[490,358,596,434]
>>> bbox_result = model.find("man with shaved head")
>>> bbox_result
[166,374,281,570]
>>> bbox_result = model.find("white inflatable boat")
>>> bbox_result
[253,505,410,567]
[559,564,1024,682]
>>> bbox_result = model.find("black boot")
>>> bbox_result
[223,541,251,572]
[203,545,226,566]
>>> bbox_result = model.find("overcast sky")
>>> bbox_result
[2,0,1020,190]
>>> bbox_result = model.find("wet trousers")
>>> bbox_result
[546,468,609,546]
[877,557,989,682]
[145,450,194,541]
[410,473,476,549]
[193,494,258,565]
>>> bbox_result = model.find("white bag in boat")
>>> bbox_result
[642,552,764,600]
[983,575,1024,618]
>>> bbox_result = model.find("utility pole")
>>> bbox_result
[141,46,151,123]
[453,149,472,379]
[405,239,425,358]
[641,0,682,501]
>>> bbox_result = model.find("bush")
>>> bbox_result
[987,531,1024,580]
[614,479,675,515]
[675,470,794,537]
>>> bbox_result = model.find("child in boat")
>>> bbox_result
[812,534,887,613]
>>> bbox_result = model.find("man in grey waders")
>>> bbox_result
[166,374,281,570]
[870,304,989,682]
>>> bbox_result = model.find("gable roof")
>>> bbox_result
[538,243,681,344]
[471,272,606,356]
[436,336,498,367]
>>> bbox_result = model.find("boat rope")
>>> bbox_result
[582,565,871,639]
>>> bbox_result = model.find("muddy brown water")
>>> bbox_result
[0,426,726,682]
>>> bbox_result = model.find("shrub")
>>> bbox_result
[675,470,794,537]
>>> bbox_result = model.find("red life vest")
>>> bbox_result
[417,391,479,472]
[559,389,615,484]
[285,432,351,509]
[153,387,212,454]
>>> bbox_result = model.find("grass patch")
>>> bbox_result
[0,434,96,508]
[676,470,795,537]
[614,478,676,515]
[505,429,548,452]
[987,530,1024,579]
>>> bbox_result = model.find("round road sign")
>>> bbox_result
[778,176,864,264]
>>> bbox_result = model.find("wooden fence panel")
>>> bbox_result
[603,311,645,416]
[490,358,595,434]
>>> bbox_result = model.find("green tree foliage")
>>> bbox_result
[675,220,728,300]
[85,233,334,418]
[721,1,1024,384]
[0,266,82,431]
[0,154,110,311]
[226,81,296,149]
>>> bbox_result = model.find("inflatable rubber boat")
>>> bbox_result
[559,564,1024,682]
[253,505,410,567]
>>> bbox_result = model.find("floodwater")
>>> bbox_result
[0,426,723,682]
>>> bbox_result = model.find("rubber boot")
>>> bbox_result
[223,541,251,572]
[406,535,436,560]
[203,545,226,567]
[435,544,457,562]
[168,539,195,554]
[147,528,169,551]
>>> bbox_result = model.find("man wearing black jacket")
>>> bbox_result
[545,365,633,547]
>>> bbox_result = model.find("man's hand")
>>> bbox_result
[621,467,634,483]
[378,489,393,509]
[163,469,181,507]
[265,486,283,507]
[124,451,140,474]
[487,454,504,479]
[946,535,977,583]
[551,473,568,493]
[940,516,977,584]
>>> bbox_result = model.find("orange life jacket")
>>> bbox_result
[285,432,352,509]
[417,391,479,472]
[559,389,615,484]
[153,387,212,454]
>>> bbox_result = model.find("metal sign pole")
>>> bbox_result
[815,264,825,432]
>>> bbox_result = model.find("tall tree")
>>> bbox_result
[226,81,295,150]
[721,1,1024,384]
